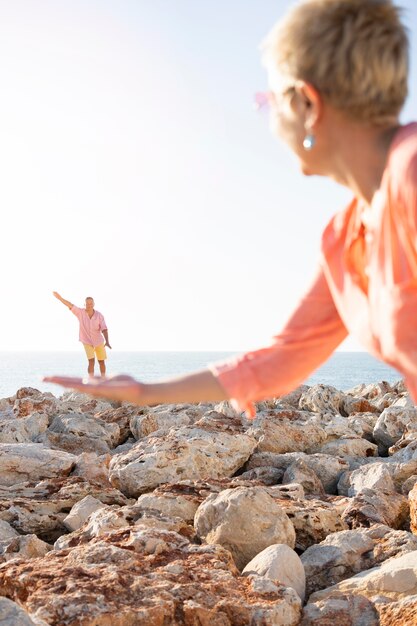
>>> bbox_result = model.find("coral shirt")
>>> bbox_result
[211,123,417,417]
[71,306,107,347]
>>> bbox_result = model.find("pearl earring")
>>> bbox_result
[303,133,315,151]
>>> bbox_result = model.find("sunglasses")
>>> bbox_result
[254,86,296,112]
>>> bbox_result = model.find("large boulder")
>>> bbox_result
[373,406,417,451]
[299,385,344,414]
[194,486,296,570]
[0,412,49,444]
[246,452,349,494]
[243,543,306,603]
[303,550,417,622]
[109,413,257,497]
[130,403,206,439]
[301,525,417,598]
[0,443,75,487]
[248,410,327,454]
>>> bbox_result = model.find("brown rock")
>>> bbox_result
[0,528,302,625]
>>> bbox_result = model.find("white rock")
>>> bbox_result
[299,385,343,414]
[307,549,417,604]
[246,452,349,494]
[243,543,306,602]
[0,520,19,541]
[347,462,396,496]
[109,413,257,497]
[0,443,76,487]
[136,492,199,523]
[0,413,49,444]
[248,411,327,454]
[373,406,417,449]
[63,495,106,532]
[301,524,417,598]
[0,597,37,625]
[48,413,120,448]
[194,486,296,570]
[318,437,378,458]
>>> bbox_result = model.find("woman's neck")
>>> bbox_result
[325,117,400,205]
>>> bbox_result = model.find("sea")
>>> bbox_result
[0,350,402,400]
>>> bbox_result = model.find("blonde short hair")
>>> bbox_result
[262,0,408,124]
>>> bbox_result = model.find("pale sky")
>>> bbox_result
[1,0,416,352]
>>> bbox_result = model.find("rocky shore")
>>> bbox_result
[0,381,417,624]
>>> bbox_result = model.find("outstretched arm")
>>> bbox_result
[52,291,74,310]
[44,266,347,416]
[44,370,226,406]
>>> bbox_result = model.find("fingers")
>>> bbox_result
[43,376,85,385]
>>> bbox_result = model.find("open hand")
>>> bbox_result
[43,374,144,404]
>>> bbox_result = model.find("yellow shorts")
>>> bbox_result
[83,343,107,361]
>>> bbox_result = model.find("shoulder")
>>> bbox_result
[388,123,417,197]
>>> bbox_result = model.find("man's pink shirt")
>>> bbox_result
[211,123,417,416]
[71,306,107,347]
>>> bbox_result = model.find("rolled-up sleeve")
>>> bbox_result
[209,267,348,416]
[71,305,81,319]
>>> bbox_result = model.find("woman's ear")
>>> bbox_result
[295,80,323,129]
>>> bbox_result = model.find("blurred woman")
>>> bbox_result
[46,0,417,417]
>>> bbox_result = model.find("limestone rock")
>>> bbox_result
[0,443,75,487]
[36,430,111,455]
[0,533,51,563]
[130,403,206,440]
[408,482,417,534]
[282,459,325,495]
[236,466,284,485]
[0,597,37,625]
[301,594,379,625]
[0,528,302,625]
[346,462,396,496]
[63,495,106,531]
[248,410,327,454]
[301,524,417,598]
[94,404,144,442]
[341,395,379,416]
[57,391,112,415]
[318,437,378,458]
[48,413,120,448]
[194,486,296,570]
[342,488,409,529]
[278,385,310,408]
[71,452,111,487]
[0,413,49,444]
[299,384,343,414]
[305,550,417,615]
[109,413,257,497]
[373,406,417,450]
[268,494,349,551]
[13,388,57,418]
[0,476,130,542]
[243,543,306,602]
[213,400,242,418]
[247,452,349,493]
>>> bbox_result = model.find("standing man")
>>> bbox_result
[52,292,111,376]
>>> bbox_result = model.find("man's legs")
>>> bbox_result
[95,344,107,377]
[88,358,95,376]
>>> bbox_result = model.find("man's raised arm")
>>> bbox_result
[52,291,74,310]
